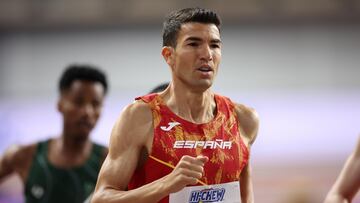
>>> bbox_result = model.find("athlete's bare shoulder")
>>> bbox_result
[109,100,153,156]
[0,142,37,181]
[3,143,37,168]
[234,103,259,145]
[119,99,153,131]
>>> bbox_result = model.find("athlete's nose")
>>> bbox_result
[199,45,213,62]
[81,103,95,118]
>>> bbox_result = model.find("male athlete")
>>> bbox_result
[325,136,360,203]
[93,8,259,203]
[0,65,108,203]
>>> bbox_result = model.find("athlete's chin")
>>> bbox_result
[73,134,90,142]
[192,81,213,92]
[75,128,92,140]
[200,78,213,86]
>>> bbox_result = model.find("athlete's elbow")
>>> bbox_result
[91,188,108,203]
[90,192,100,203]
[91,186,127,203]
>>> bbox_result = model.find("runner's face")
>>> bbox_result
[58,80,105,138]
[164,22,221,92]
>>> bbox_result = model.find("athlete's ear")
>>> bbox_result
[57,95,64,113]
[161,46,175,67]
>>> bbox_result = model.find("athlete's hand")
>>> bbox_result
[161,155,208,194]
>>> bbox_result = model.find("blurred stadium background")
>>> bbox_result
[0,0,359,202]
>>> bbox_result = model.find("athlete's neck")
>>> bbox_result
[47,136,92,168]
[162,84,216,124]
[60,133,90,154]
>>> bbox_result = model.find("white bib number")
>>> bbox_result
[169,181,241,203]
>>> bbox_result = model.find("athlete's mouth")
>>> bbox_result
[78,120,93,129]
[197,65,213,72]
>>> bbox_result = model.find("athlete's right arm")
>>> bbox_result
[0,144,36,183]
[324,137,360,203]
[92,101,207,203]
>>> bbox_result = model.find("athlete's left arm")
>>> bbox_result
[235,104,259,203]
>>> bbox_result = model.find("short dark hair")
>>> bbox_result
[162,8,221,47]
[59,64,108,94]
[149,82,169,93]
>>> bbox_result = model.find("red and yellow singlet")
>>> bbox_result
[128,93,249,203]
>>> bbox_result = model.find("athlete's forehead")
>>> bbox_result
[177,22,221,44]
[61,80,105,98]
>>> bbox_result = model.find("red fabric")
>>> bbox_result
[128,94,249,203]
